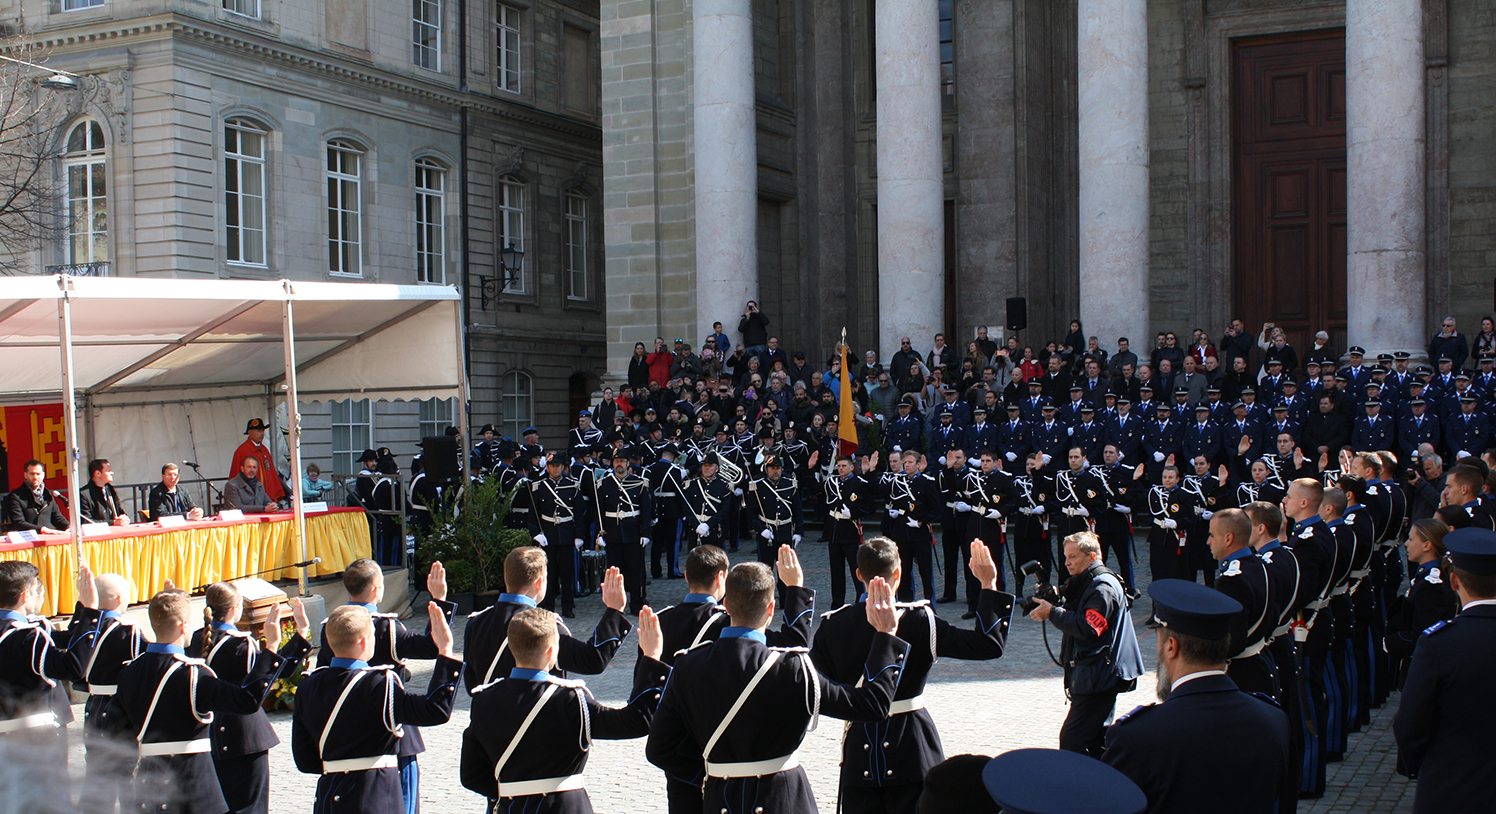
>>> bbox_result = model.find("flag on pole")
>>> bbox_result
[838,329,859,456]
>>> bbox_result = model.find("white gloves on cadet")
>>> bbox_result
[985,508,1002,520]
[1154,452,1166,462]
[1201,510,1214,520]
[954,501,973,513]
[734,488,744,496]
[640,537,651,548]
[1006,452,1017,462]
[1115,505,1131,514]
[938,456,947,466]
[534,533,549,547]
[905,517,921,528]
[888,507,901,518]
[1162,519,1177,529]
[595,536,606,549]
[696,522,710,536]
[832,509,851,521]
[761,528,774,541]
[573,538,584,550]
[792,534,802,545]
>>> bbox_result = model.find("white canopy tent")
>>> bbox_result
[0,275,467,594]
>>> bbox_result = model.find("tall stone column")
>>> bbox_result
[1077,0,1149,350]
[876,0,944,360]
[1347,0,1425,356]
[694,0,757,345]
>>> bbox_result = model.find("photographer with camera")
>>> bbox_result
[1026,531,1145,757]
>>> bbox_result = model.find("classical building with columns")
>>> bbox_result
[603,0,1496,373]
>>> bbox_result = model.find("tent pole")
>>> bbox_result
[58,286,84,582]
[281,287,309,597]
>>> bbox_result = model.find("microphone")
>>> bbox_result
[183,461,201,468]
[291,557,323,568]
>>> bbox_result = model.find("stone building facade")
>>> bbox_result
[2,0,606,469]
[602,0,1496,373]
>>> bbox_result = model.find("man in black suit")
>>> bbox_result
[2,459,67,533]
[1103,579,1292,814]
[1393,527,1496,814]
[79,458,129,526]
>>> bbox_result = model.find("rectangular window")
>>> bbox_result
[565,191,588,300]
[225,119,267,266]
[415,160,446,284]
[419,397,454,441]
[327,141,363,276]
[331,398,372,476]
[498,176,525,294]
[938,0,954,96]
[496,3,522,94]
[562,24,593,114]
[63,122,108,267]
[61,0,104,10]
[413,0,441,70]
[501,371,532,440]
[223,0,260,18]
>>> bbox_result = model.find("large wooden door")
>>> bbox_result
[1233,31,1347,359]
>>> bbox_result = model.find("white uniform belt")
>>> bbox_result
[1063,507,1084,516]
[541,514,573,524]
[654,492,676,498]
[604,510,639,519]
[706,752,800,779]
[1307,597,1329,611]
[759,516,791,527]
[499,774,586,797]
[1272,623,1292,641]
[138,738,211,757]
[945,502,958,508]
[323,755,400,773]
[0,712,57,733]
[890,695,925,715]
[1231,640,1267,660]
[510,507,530,513]
[1331,584,1350,596]
[88,684,117,697]
[1350,568,1370,580]
[1377,541,1398,551]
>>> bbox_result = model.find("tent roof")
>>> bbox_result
[0,276,463,401]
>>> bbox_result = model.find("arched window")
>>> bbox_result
[62,121,108,268]
[224,117,268,266]
[498,174,526,293]
[327,139,364,276]
[564,190,589,300]
[501,370,533,440]
[414,158,446,284]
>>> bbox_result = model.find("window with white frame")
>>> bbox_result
[496,3,522,94]
[223,0,260,19]
[415,159,446,284]
[419,397,454,440]
[62,0,104,10]
[501,371,532,440]
[63,121,108,267]
[332,399,373,476]
[327,140,364,276]
[564,190,588,300]
[224,118,268,266]
[498,175,525,293]
[413,0,441,70]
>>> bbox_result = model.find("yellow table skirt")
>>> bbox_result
[0,509,372,617]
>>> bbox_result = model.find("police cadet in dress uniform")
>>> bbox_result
[681,452,735,550]
[1181,457,1229,587]
[1053,447,1108,540]
[102,590,305,814]
[74,571,147,814]
[528,452,592,618]
[824,454,874,608]
[1280,478,1338,798]
[1142,404,1182,484]
[652,544,814,814]
[1031,405,1069,466]
[314,560,458,814]
[1102,579,1292,814]
[1207,509,1279,698]
[191,585,316,814]
[748,454,804,569]
[1145,467,1195,611]
[461,607,668,814]
[646,562,911,814]
[1011,453,1054,592]
[293,605,460,814]
[594,444,654,615]
[645,443,688,579]
[876,449,942,602]
[463,548,631,694]
[969,450,1017,598]
[1384,518,1459,686]
[936,449,976,606]
[1096,447,1142,595]
[811,537,1014,814]
[1393,527,1496,814]
[887,396,925,454]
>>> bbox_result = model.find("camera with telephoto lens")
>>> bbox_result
[1017,559,1060,614]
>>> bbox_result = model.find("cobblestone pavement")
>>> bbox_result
[63,532,1415,812]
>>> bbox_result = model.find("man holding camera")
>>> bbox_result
[1027,531,1145,757]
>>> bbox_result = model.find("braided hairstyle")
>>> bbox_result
[201,582,242,656]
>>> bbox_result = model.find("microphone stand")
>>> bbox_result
[184,462,226,511]
[193,558,322,593]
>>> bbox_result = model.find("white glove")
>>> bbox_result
[874,414,885,423]
[696,522,710,536]
[1005,451,1017,462]
[938,456,946,466]
[888,507,901,518]
[1115,505,1131,514]
[905,517,920,528]
[1067,427,1074,436]
[1041,454,1052,466]
[1201,510,1214,520]
[1038,505,1048,515]
[985,508,1002,520]
[734,488,743,496]
[792,534,802,545]
[954,501,973,513]
[574,538,584,550]
[1162,519,1177,529]
[1458,450,1472,459]
[1153,452,1165,462]
[595,535,606,549]
[534,533,549,547]
[832,509,851,521]
[761,528,774,541]
[640,536,651,548]
[1076,506,1089,517]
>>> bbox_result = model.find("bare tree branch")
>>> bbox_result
[0,32,68,275]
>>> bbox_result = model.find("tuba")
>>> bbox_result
[715,449,746,488]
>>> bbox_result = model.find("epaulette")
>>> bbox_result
[768,645,811,653]
[470,677,503,694]
[1297,527,1314,540]
[1114,704,1156,724]
[895,599,932,610]
[370,611,400,619]
[467,605,493,620]
[682,639,715,655]
[1422,567,1444,585]
[820,603,853,619]
[1423,619,1451,636]
[549,675,587,689]
[1248,691,1282,709]
[1220,559,1243,578]
[303,665,329,676]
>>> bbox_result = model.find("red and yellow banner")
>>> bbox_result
[837,341,858,456]
[0,403,69,492]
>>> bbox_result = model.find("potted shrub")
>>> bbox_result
[415,477,528,614]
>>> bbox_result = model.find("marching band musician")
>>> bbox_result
[824,453,874,607]
[645,443,689,580]
[747,454,804,572]
[681,453,736,551]
[528,452,592,619]
[595,444,654,615]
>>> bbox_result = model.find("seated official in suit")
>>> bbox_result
[2,459,68,533]
[147,463,204,521]
[223,456,281,514]
[79,459,129,526]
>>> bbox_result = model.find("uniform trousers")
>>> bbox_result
[79,696,130,814]
[605,536,647,612]
[971,517,1007,594]
[1329,593,1357,752]
[539,526,578,615]
[1096,530,1135,588]
[400,754,419,814]
[939,524,978,608]
[894,526,936,602]
[1376,548,1401,706]
[1299,613,1337,797]
[841,782,925,814]
[1058,690,1117,759]
[215,751,270,814]
[826,519,864,608]
[1147,539,1187,616]
[651,514,682,578]
[1012,534,1052,595]
[1268,635,1303,814]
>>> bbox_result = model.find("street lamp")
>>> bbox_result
[480,240,525,310]
[0,54,82,91]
